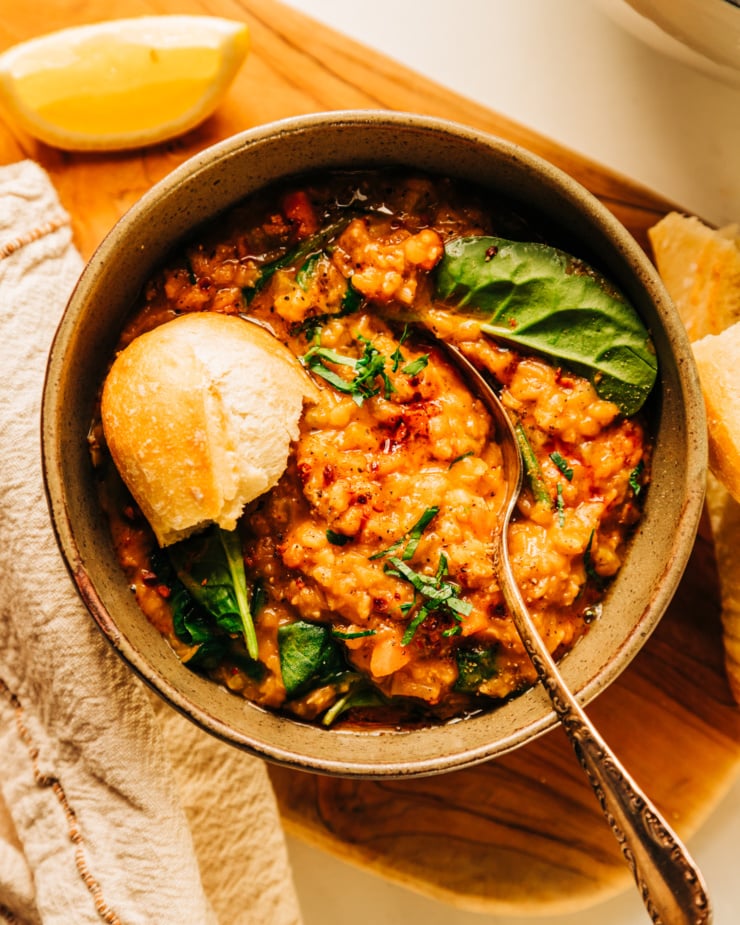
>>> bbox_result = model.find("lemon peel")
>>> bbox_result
[0,15,249,151]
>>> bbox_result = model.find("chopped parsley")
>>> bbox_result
[390,323,411,372]
[383,554,472,646]
[301,327,430,406]
[449,450,475,469]
[331,628,377,640]
[401,354,430,377]
[550,451,574,481]
[369,506,439,561]
[368,507,470,643]
[629,460,645,496]
[301,335,394,405]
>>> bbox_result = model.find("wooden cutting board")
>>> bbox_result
[1,0,737,915]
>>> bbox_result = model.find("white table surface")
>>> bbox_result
[280,2,740,924]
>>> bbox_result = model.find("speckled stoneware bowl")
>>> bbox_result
[42,111,706,777]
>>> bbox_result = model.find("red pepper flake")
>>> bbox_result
[485,245,499,261]
[282,190,319,238]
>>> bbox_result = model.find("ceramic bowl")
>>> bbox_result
[42,111,706,777]
[591,0,740,86]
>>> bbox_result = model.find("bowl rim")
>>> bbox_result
[41,109,707,777]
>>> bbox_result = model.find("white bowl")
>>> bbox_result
[593,0,740,85]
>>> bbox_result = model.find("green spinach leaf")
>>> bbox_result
[434,236,657,415]
[321,679,386,726]
[454,644,499,694]
[170,581,217,646]
[515,422,551,507]
[168,525,258,659]
[278,620,347,699]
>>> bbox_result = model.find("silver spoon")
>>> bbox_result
[442,340,712,925]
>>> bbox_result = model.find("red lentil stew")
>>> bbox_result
[91,169,655,728]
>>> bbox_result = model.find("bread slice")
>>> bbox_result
[649,210,740,701]
[704,473,740,703]
[101,312,317,547]
[649,212,740,340]
[693,323,740,504]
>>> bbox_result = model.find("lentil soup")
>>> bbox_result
[92,170,652,728]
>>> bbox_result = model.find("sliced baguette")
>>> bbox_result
[693,323,740,505]
[704,473,740,703]
[649,210,740,701]
[649,211,740,340]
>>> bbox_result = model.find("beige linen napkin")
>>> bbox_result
[0,160,302,925]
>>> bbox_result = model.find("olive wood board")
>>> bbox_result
[1,0,737,916]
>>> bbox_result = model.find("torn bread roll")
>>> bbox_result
[101,312,317,547]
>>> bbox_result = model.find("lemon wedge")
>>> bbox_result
[0,15,249,150]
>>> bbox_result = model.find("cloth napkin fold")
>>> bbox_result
[0,160,302,925]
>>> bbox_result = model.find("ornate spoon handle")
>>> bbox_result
[437,339,712,924]
[500,566,712,925]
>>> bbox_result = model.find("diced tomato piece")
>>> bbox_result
[282,190,318,238]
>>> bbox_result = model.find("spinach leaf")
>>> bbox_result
[149,549,216,649]
[166,573,234,669]
[326,529,353,546]
[321,680,386,726]
[277,620,347,699]
[514,422,551,507]
[454,644,499,694]
[170,582,214,646]
[434,236,657,415]
[168,525,258,659]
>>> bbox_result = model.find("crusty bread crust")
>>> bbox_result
[649,211,740,341]
[693,325,740,504]
[705,473,740,702]
[650,210,740,702]
[101,312,316,546]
